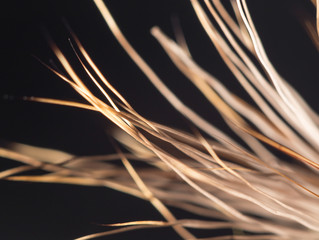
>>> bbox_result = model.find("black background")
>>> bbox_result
[1,0,318,239]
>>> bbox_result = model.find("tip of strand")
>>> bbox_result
[2,94,35,101]
[6,95,38,103]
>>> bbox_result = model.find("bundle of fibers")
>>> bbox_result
[1,0,319,239]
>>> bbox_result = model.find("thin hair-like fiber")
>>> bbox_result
[1,1,319,239]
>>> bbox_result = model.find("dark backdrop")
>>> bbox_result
[1,0,318,239]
